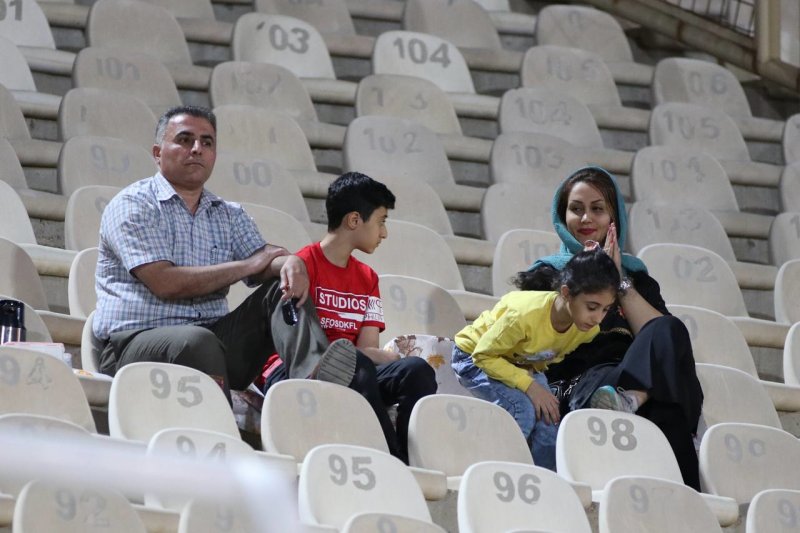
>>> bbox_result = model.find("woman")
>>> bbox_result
[520,166,703,489]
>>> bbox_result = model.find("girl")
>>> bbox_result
[451,247,620,470]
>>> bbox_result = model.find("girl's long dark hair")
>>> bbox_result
[514,248,620,296]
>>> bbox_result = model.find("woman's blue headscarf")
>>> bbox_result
[528,166,647,274]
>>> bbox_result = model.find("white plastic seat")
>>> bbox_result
[770,212,800,267]
[108,362,240,442]
[178,498,255,533]
[299,444,432,529]
[403,0,503,51]
[499,88,604,148]
[780,162,800,212]
[700,422,800,504]
[343,512,445,533]
[13,480,147,533]
[67,247,98,318]
[600,476,722,533]
[0,0,56,49]
[695,363,782,431]
[378,275,467,344]
[240,203,312,254]
[0,35,38,92]
[785,114,800,164]
[0,296,52,343]
[0,237,50,310]
[383,334,469,396]
[0,346,96,432]
[58,136,156,197]
[0,83,62,169]
[254,0,357,38]
[747,489,800,532]
[783,322,800,386]
[491,229,560,296]
[458,461,591,533]
[64,185,120,251]
[775,259,800,324]
[490,131,588,187]
[80,311,101,374]
[481,182,553,243]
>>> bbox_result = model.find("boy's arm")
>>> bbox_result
[356,326,401,365]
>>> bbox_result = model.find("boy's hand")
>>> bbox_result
[525,380,561,425]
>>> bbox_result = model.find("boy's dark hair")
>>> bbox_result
[326,172,396,230]
[155,105,217,144]
[514,247,620,296]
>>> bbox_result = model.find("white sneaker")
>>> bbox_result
[590,385,639,413]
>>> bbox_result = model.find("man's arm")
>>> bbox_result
[356,326,401,365]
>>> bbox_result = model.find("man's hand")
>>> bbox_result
[278,255,310,305]
[246,245,290,279]
[525,380,561,425]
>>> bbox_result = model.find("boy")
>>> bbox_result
[262,172,437,463]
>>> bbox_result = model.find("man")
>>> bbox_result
[93,105,356,399]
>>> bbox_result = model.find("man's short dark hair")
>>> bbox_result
[155,105,217,144]
[326,172,396,230]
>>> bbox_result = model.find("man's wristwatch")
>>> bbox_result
[618,277,633,297]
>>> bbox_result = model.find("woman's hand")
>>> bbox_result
[525,380,561,425]
[604,222,623,275]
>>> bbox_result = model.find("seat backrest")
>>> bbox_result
[0,179,36,244]
[0,83,32,140]
[68,247,99,319]
[473,0,511,10]
[491,229,561,296]
[0,238,48,310]
[649,102,751,162]
[383,334,469,396]
[785,114,800,165]
[72,46,182,116]
[261,379,389,461]
[0,36,37,91]
[87,0,193,66]
[373,31,475,93]
[232,13,335,79]
[353,220,465,290]
[627,201,735,261]
[775,259,800,325]
[0,346,96,432]
[490,131,587,187]
[378,275,467,342]
[600,475,722,533]
[458,461,591,533]
[0,138,28,190]
[769,212,800,267]
[409,394,533,476]
[0,0,55,48]
[695,363,781,430]
[521,45,621,108]
[636,243,748,316]
[535,5,633,63]
[747,489,800,533]
[667,304,757,377]
[344,512,445,533]
[214,105,317,171]
[299,444,431,528]
[403,0,502,50]
[13,480,146,533]
[209,61,318,122]
[146,428,256,510]
[0,295,51,342]
[631,145,739,210]
[499,88,603,148]
[784,322,800,386]
[81,311,102,373]
[63,185,119,251]
[178,498,255,533]
[207,152,311,223]
[58,136,156,197]
[343,115,455,186]
[254,0,356,36]
[700,422,800,504]
[481,182,554,242]
[356,74,462,135]
[138,0,216,19]
[376,175,454,236]
[239,203,311,254]
[108,362,240,442]
[653,57,751,118]
[59,88,157,151]
[780,162,800,212]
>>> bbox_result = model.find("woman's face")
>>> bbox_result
[565,182,613,245]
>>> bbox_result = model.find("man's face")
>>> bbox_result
[153,114,216,192]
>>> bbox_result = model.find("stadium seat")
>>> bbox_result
[135,0,232,47]
[13,480,147,533]
[490,131,587,186]
[378,275,467,343]
[0,33,63,118]
[600,476,722,532]
[481,182,553,242]
[775,259,800,324]
[746,488,800,532]
[298,444,433,529]
[653,57,784,142]
[0,295,51,343]
[178,498,257,533]
[783,322,800,386]
[343,512,445,533]
[64,185,119,251]
[785,114,800,164]
[700,422,800,505]
[80,311,101,374]
[404,0,502,51]
[695,363,782,432]
[0,83,62,171]
[382,334,469,396]
[108,362,240,442]
[769,212,800,266]
[58,136,156,197]
[498,88,604,148]
[458,461,592,533]
[535,5,653,85]
[240,203,312,253]
[0,36,38,94]
[0,237,51,311]
[0,346,95,432]
[58,88,157,151]
[72,46,182,116]
[780,162,800,212]
[490,229,560,296]
[67,247,98,319]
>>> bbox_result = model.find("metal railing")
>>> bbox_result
[667,0,756,36]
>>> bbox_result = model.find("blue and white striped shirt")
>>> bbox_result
[93,173,266,340]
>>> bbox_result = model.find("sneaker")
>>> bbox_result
[590,385,639,413]
[312,339,358,386]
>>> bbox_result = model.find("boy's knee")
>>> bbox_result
[401,357,437,394]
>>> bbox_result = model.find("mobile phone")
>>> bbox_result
[281,298,299,326]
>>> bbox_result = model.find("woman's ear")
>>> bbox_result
[559,284,571,300]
